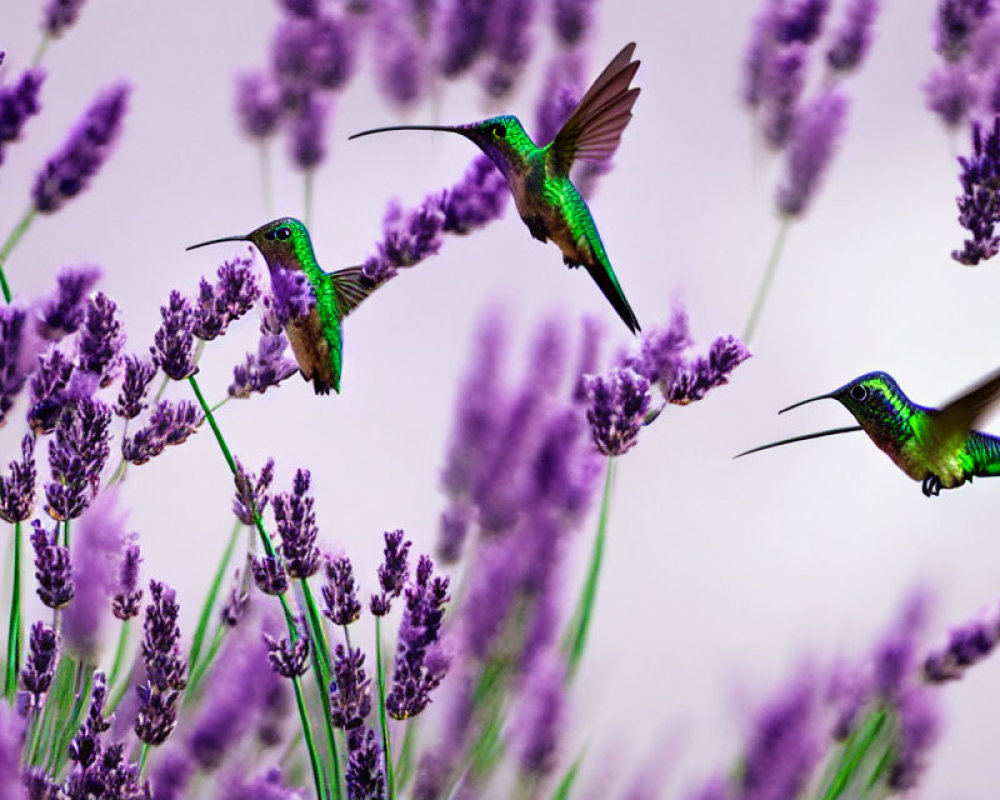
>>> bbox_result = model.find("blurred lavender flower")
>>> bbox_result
[761,43,808,150]
[553,0,595,45]
[345,728,384,800]
[310,13,357,90]
[923,605,1000,682]
[329,644,371,729]
[192,254,261,341]
[953,115,1000,264]
[34,265,101,341]
[322,553,361,626]
[252,555,290,596]
[582,368,650,456]
[776,90,848,217]
[62,487,127,659]
[20,621,59,710]
[0,69,45,166]
[32,83,129,214]
[77,291,123,386]
[113,354,156,419]
[272,468,319,579]
[151,290,198,381]
[232,457,275,525]
[223,766,304,800]
[516,656,564,776]
[220,570,250,628]
[924,63,978,128]
[535,54,583,145]
[0,304,31,426]
[149,751,193,800]
[572,315,603,403]
[264,631,310,678]
[237,73,283,140]
[42,0,89,37]
[44,395,112,521]
[288,93,328,171]
[0,434,36,523]
[481,0,537,97]
[935,0,996,61]
[272,18,316,102]
[370,529,410,616]
[825,0,879,72]
[135,580,187,746]
[373,2,425,106]
[0,705,25,800]
[121,399,203,465]
[386,555,450,719]
[887,689,940,791]
[112,539,143,621]
[439,0,493,77]
[30,519,73,609]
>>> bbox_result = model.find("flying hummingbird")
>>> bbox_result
[735,369,1000,496]
[349,42,643,334]
[187,217,372,395]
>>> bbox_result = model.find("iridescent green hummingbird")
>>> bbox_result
[186,217,371,395]
[349,42,642,334]
[735,369,1000,496]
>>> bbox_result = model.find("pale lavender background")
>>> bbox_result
[1,0,999,796]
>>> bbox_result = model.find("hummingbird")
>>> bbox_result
[735,369,1000,496]
[187,217,372,395]
[349,42,643,334]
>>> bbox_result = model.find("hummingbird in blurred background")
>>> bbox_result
[187,217,371,395]
[349,42,643,334]
[735,368,1000,496]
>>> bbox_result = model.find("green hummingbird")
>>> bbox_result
[735,369,1000,496]
[349,42,642,334]
[186,217,372,395]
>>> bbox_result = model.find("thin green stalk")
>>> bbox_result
[209,396,232,414]
[188,375,238,474]
[548,751,585,800]
[5,520,23,700]
[292,673,330,800]
[106,619,131,689]
[375,615,396,800]
[0,206,38,303]
[188,518,242,678]
[47,660,92,774]
[820,705,889,799]
[62,519,70,551]
[138,743,150,777]
[32,35,52,67]
[32,653,74,766]
[563,457,615,680]
[743,216,792,345]
[304,170,314,229]
[394,717,417,792]
[186,624,226,699]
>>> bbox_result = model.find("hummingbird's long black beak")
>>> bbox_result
[348,124,465,140]
[185,235,248,251]
[778,392,837,414]
[733,426,864,458]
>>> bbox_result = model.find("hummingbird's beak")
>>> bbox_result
[348,124,467,140]
[733,425,864,458]
[777,391,837,414]
[185,235,248,251]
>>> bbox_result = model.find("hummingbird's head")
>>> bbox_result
[781,371,909,442]
[187,217,312,273]
[458,115,532,174]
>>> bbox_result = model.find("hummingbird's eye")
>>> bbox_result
[275,227,292,240]
[491,123,507,139]
[850,385,868,402]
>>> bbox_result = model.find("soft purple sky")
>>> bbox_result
[3,0,1000,795]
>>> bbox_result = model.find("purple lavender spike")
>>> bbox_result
[374,2,425,106]
[220,569,250,628]
[44,395,112,521]
[77,291,123,386]
[30,519,73,609]
[237,73,283,140]
[461,540,517,659]
[440,156,509,234]
[229,325,300,398]
[825,0,879,73]
[778,0,831,44]
[322,553,362,626]
[437,501,475,564]
[151,290,198,380]
[0,434,36,524]
[761,43,808,150]
[438,0,493,77]
[923,605,1000,682]
[149,751,192,800]
[223,766,302,800]
[310,13,357,90]
[264,631,310,678]
[20,621,59,710]
[268,268,316,326]
[42,0,89,37]
[0,705,25,800]
[281,0,320,17]
[113,354,156,420]
[252,555,289,596]
[0,70,45,166]
[329,644,372,728]
[34,265,101,341]
[27,346,74,435]
[370,529,410,616]
[482,0,537,97]
[135,580,187,746]
[121,399,203,465]
[0,305,31,427]
[345,728,384,800]
[666,335,752,405]
[886,689,939,790]
[32,83,129,214]
[776,90,848,217]
[192,253,261,341]
[552,0,595,45]
[953,116,1000,264]
[925,64,979,128]
[582,368,651,456]
[516,656,564,776]
[936,0,996,61]
[288,93,328,171]
[112,539,143,621]
[272,468,320,579]
[232,457,275,525]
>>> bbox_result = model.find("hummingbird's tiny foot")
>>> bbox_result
[921,475,942,497]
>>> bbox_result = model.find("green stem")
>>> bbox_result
[106,619,131,689]
[5,520,22,700]
[292,673,329,800]
[32,35,52,67]
[186,624,226,699]
[138,743,150,777]
[304,170,314,229]
[188,518,242,679]
[188,375,238,474]
[743,216,792,345]
[375,616,396,800]
[820,705,889,799]
[0,206,38,303]
[47,660,91,774]
[394,717,417,793]
[563,457,615,680]
[210,396,232,414]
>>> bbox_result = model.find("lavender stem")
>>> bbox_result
[0,207,38,303]
[31,35,52,68]
[292,671,330,800]
[106,618,130,689]
[375,614,396,800]
[743,216,792,344]
[186,518,242,682]
[4,520,22,700]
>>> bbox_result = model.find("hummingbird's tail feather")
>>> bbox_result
[734,425,864,458]
[583,260,641,334]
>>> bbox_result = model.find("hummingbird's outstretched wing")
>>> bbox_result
[328,266,376,317]
[926,365,1000,457]
[546,43,640,176]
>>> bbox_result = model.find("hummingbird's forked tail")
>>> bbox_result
[582,260,641,334]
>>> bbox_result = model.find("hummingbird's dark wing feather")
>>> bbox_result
[546,43,640,176]
[925,365,1000,461]
[328,266,375,317]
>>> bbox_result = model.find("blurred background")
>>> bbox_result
[2,0,998,795]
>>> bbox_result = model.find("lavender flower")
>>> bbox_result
[34,265,101,341]
[151,290,198,381]
[149,752,193,800]
[370,529,410,616]
[27,346,75,435]
[0,304,31,426]
[32,83,129,214]
[924,63,978,128]
[953,116,1000,264]
[229,326,300,397]
[825,0,879,72]
[121,400,203,465]
[272,18,316,102]
[67,673,113,775]
[77,291,123,386]
[42,0,89,38]
[112,540,143,620]
[516,656,564,776]
[236,73,283,140]
[0,69,45,166]
[0,434,36,523]
[310,13,357,90]
[582,368,650,456]
[438,0,492,77]
[288,93,328,170]
[936,0,995,61]
[440,156,509,234]
[553,0,595,45]
[268,268,316,326]
[192,253,261,341]
[665,336,752,405]
[30,520,73,609]
[44,395,112,521]
[482,0,537,97]
[252,555,289,595]
[761,43,808,150]
[386,555,450,719]
[232,457,275,525]
[322,553,361,626]
[280,0,320,17]
[374,3,425,106]
[272,468,319,579]
[778,0,831,44]
[776,90,848,217]
[345,728,384,800]
[223,767,304,800]
[264,632,310,678]
[113,354,156,419]
[0,705,25,800]
[887,689,940,790]
[329,644,372,729]
[923,606,1000,682]
[20,621,59,710]
[135,580,187,746]
[220,571,249,627]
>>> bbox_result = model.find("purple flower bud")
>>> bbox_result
[440,156,509,234]
[778,0,831,44]
[0,434,36,524]
[121,399,203,465]
[192,253,261,341]
[232,457,275,525]
[437,501,474,564]
[20,621,59,709]
[34,265,101,341]
[272,468,319,579]
[953,116,1000,265]
[583,368,650,456]
[322,553,361,626]
[666,335,752,406]
[44,395,112,521]
[136,580,187,746]
[936,0,995,61]
[77,291,123,386]
[345,728,384,800]
[925,64,978,128]
[42,0,89,37]
[552,0,595,45]
[229,326,299,398]
[776,90,848,217]
[825,0,879,73]
[280,0,319,16]
[151,290,198,381]
[32,83,129,214]
[0,304,31,427]
[236,73,282,139]
[288,93,328,171]
[329,644,371,728]
[27,346,75,435]
[761,43,808,150]
[252,555,289,595]
[220,571,249,627]
[0,69,45,166]
[113,354,156,420]
[370,529,410,616]
[31,520,73,609]
[264,632,310,678]
[112,540,143,620]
